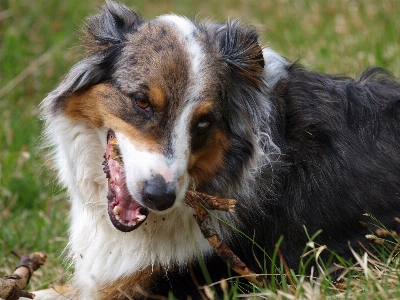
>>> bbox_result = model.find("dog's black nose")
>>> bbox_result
[142,175,176,211]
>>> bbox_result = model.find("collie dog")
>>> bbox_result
[32,1,400,299]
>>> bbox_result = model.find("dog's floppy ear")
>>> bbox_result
[41,1,143,114]
[84,0,143,55]
[217,20,264,86]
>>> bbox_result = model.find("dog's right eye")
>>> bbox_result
[133,96,151,114]
[136,98,150,110]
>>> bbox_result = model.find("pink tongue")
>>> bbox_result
[105,132,148,228]
[117,205,142,222]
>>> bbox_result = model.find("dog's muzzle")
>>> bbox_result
[103,130,182,232]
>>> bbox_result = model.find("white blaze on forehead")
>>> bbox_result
[155,15,207,159]
[168,102,197,203]
[154,15,210,198]
[157,15,206,84]
[170,101,196,168]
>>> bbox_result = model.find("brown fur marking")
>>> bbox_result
[149,85,166,110]
[65,84,162,152]
[189,129,230,187]
[65,85,107,127]
[192,101,214,118]
[99,266,164,300]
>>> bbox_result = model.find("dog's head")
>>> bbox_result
[41,1,267,232]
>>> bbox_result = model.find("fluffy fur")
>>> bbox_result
[31,1,400,299]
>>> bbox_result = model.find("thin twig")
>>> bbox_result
[0,251,47,300]
[184,189,266,288]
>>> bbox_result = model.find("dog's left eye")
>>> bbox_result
[192,114,214,135]
[197,120,210,129]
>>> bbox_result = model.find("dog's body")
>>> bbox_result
[31,1,400,299]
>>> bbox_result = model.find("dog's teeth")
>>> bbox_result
[113,206,121,215]
[136,215,147,222]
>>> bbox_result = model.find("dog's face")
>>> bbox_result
[44,2,265,232]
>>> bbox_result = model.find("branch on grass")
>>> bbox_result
[0,251,47,300]
[184,189,266,288]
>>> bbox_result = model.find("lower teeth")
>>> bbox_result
[136,215,146,222]
[112,205,147,227]
[115,214,137,227]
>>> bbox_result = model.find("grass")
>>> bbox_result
[0,0,399,296]
[199,216,400,300]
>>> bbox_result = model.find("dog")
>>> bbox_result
[31,1,400,299]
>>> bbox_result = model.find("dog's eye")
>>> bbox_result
[196,120,210,130]
[133,96,153,116]
[192,114,214,135]
[135,97,150,110]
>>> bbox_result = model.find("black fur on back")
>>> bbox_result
[232,64,400,270]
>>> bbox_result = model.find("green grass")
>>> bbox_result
[0,0,399,296]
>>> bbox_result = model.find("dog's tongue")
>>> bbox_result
[103,131,148,232]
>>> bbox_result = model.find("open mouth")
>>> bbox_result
[102,130,149,232]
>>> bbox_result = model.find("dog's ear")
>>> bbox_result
[41,1,143,114]
[84,0,142,55]
[216,20,264,86]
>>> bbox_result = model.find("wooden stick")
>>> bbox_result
[186,190,236,212]
[0,251,47,300]
[184,189,266,288]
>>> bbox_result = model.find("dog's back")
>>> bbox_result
[242,64,400,270]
